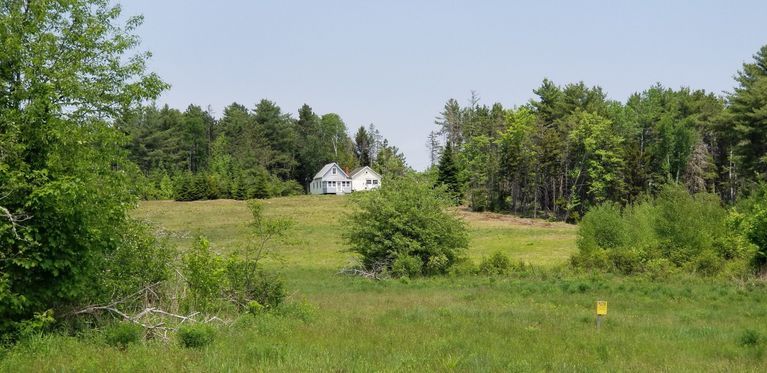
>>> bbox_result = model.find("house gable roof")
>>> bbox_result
[349,166,381,179]
[313,162,349,179]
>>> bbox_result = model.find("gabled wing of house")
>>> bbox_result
[349,166,381,179]
[309,162,352,195]
[349,166,382,191]
[313,162,349,180]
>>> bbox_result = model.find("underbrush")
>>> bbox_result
[571,184,764,277]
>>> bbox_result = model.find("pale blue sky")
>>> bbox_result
[123,0,767,170]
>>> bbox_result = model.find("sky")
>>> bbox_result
[122,0,767,170]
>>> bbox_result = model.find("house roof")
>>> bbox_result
[313,162,349,179]
[349,166,381,179]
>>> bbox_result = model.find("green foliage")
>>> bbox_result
[225,265,286,309]
[274,300,318,323]
[247,301,265,315]
[16,310,55,340]
[426,52,763,219]
[0,0,166,336]
[739,329,762,347]
[97,220,171,303]
[181,201,290,312]
[344,176,469,276]
[425,254,450,275]
[177,324,215,348]
[573,185,745,276]
[741,187,767,268]
[182,237,225,312]
[436,143,462,202]
[576,203,627,255]
[729,45,767,181]
[391,254,422,278]
[448,258,478,276]
[478,251,513,275]
[103,323,143,349]
[126,99,410,202]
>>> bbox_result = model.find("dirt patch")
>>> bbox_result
[453,207,570,228]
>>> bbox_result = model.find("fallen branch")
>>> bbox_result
[338,258,389,280]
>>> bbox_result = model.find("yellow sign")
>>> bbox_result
[596,301,607,316]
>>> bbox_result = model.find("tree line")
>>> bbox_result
[432,45,767,220]
[119,101,409,201]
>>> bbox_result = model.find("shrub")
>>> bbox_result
[225,262,286,310]
[573,184,740,276]
[98,220,171,304]
[182,236,225,312]
[479,251,513,275]
[448,258,478,276]
[576,202,627,255]
[644,258,675,279]
[249,271,286,309]
[177,324,215,348]
[391,254,422,278]
[425,254,450,275]
[654,186,727,265]
[607,248,643,275]
[690,250,724,276]
[739,329,762,347]
[104,322,143,349]
[344,175,468,276]
[745,204,767,268]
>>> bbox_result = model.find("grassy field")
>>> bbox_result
[2,196,766,372]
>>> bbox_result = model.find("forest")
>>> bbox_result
[429,48,767,220]
[120,102,408,200]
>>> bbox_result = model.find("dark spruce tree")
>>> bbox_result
[436,143,462,202]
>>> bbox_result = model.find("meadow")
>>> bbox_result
[1,196,766,372]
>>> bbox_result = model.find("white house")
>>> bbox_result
[309,162,353,195]
[309,163,382,194]
[349,166,382,191]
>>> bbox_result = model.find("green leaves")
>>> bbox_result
[0,0,166,336]
[344,175,468,276]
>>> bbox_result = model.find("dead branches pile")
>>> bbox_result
[70,282,228,341]
[337,258,389,280]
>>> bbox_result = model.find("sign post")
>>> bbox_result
[596,301,607,330]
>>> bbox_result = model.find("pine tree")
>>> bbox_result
[253,173,270,199]
[354,126,373,166]
[729,44,767,182]
[436,143,461,201]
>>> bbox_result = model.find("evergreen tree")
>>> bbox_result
[436,143,461,200]
[729,45,767,183]
[354,126,373,166]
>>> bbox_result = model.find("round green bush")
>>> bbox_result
[479,251,512,275]
[104,322,143,349]
[344,175,468,276]
[177,324,215,348]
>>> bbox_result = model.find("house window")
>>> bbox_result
[332,168,336,175]
[373,180,379,185]
[366,180,372,185]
